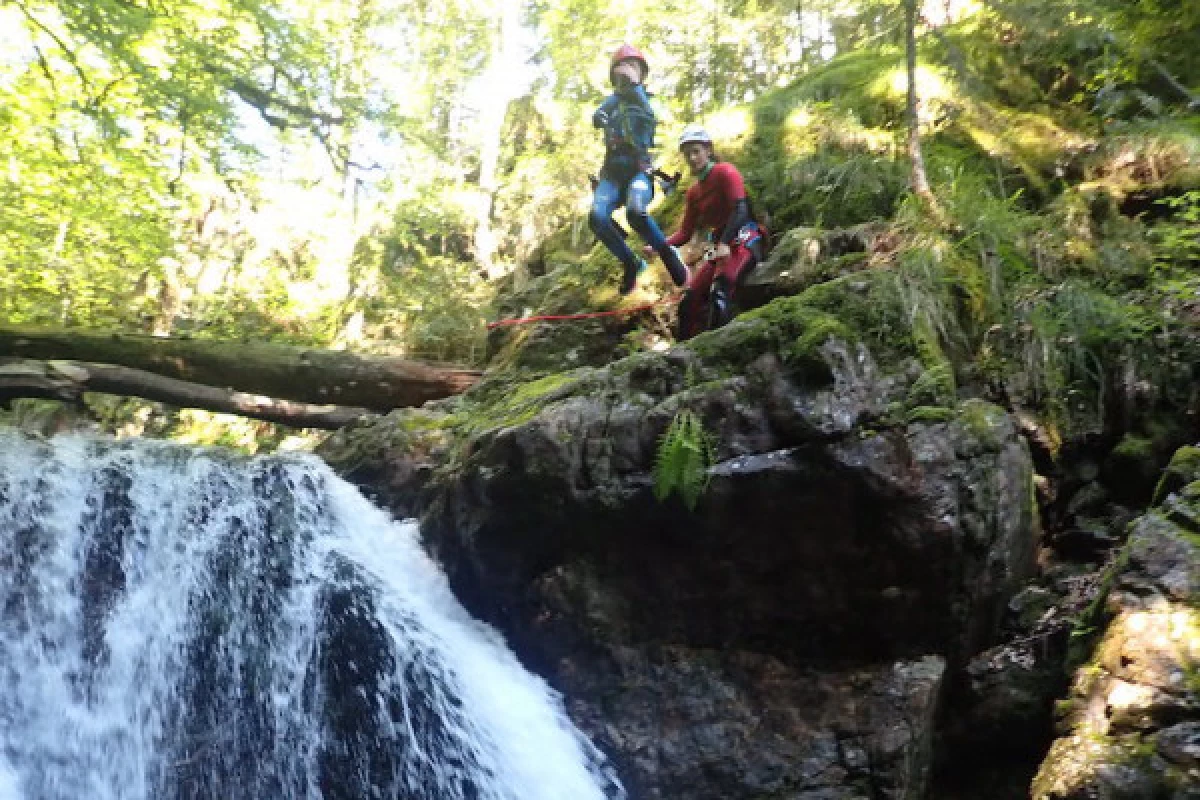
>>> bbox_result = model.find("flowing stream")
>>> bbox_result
[0,431,623,800]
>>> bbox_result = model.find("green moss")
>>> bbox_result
[956,399,1009,449]
[317,406,455,476]
[1053,697,1078,723]
[906,405,957,424]
[797,273,915,360]
[1114,733,1160,767]
[697,48,916,231]
[688,289,854,382]
[451,369,591,435]
[906,363,956,409]
[1113,434,1155,462]
[1106,434,1164,497]
[787,311,854,366]
[1152,446,1200,506]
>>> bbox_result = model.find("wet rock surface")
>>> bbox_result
[562,650,945,800]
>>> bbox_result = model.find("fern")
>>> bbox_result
[653,409,717,510]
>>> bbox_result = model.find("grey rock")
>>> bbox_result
[1157,722,1200,768]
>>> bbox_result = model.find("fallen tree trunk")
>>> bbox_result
[0,326,480,411]
[0,359,374,430]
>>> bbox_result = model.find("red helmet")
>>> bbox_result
[610,44,648,85]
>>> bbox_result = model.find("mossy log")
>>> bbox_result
[0,326,480,412]
[0,358,373,429]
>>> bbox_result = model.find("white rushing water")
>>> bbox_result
[0,431,623,800]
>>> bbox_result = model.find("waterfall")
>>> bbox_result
[0,431,623,800]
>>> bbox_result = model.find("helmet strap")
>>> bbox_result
[698,161,715,181]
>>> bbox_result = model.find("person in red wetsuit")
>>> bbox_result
[646,124,766,339]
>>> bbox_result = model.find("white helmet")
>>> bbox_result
[678,124,713,149]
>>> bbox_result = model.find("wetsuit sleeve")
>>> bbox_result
[716,165,750,244]
[719,198,752,245]
[593,95,618,128]
[667,190,698,247]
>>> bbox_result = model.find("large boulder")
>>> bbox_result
[419,341,1035,665]
[324,279,1040,798]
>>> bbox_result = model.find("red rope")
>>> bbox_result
[486,293,681,330]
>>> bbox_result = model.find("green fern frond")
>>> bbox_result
[653,409,717,510]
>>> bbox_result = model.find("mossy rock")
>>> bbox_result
[1106,426,1189,506]
[687,292,853,384]
[449,369,598,437]
[1032,732,1190,800]
[1153,445,1200,507]
[740,224,881,308]
[948,399,1012,458]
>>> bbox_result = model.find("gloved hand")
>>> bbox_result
[593,109,609,128]
[612,62,641,87]
[701,243,731,262]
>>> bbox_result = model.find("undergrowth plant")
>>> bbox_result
[1153,191,1200,268]
[653,409,717,511]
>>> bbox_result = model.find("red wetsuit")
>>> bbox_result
[666,162,763,339]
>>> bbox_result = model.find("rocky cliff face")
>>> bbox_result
[322,277,1042,798]
[1032,447,1200,800]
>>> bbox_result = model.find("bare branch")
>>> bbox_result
[13,1,93,94]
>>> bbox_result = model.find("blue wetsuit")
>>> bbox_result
[589,84,686,287]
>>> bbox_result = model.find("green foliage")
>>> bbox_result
[906,362,956,408]
[348,191,491,364]
[653,409,716,511]
[0,0,1194,460]
[905,405,957,424]
[0,0,389,332]
[983,0,1200,117]
[727,51,912,230]
[1152,191,1200,268]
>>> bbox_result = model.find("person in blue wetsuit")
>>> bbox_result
[590,44,689,294]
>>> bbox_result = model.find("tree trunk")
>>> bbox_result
[0,327,480,412]
[905,0,936,204]
[0,359,372,429]
[473,0,521,278]
[796,1,807,68]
